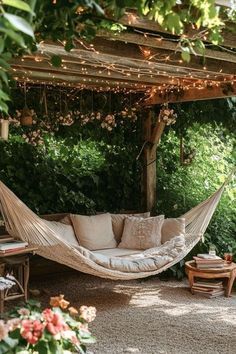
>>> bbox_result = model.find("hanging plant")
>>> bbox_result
[158,103,177,125]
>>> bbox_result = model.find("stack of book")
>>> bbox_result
[191,280,225,298]
[0,241,28,254]
[193,254,225,269]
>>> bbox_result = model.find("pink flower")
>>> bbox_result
[43,309,65,335]
[7,318,21,332]
[21,319,44,344]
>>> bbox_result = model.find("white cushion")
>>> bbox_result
[92,248,142,258]
[42,219,78,247]
[161,218,185,244]
[118,215,164,250]
[70,213,117,251]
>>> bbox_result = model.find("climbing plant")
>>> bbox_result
[1,1,236,113]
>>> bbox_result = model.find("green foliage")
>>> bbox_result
[156,122,235,277]
[0,0,35,113]
[0,88,142,214]
[1,0,236,114]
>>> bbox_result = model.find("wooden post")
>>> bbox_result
[142,110,166,213]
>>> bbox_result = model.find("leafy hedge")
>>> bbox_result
[0,93,235,274]
[156,123,235,276]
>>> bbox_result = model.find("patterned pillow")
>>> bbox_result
[118,215,164,250]
[111,212,150,243]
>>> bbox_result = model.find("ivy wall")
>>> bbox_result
[0,87,235,259]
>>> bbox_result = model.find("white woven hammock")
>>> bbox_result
[0,180,225,280]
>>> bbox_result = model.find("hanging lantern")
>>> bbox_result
[21,107,33,126]
[20,83,32,126]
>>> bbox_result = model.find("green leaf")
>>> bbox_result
[0,99,9,113]
[0,70,9,85]
[181,51,191,63]
[2,0,33,13]
[0,27,25,46]
[50,55,62,67]
[3,13,34,37]
[0,58,10,70]
[0,39,4,54]
[0,89,10,101]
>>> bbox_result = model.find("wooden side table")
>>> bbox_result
[0,247,37,313]
[185,260,236,297]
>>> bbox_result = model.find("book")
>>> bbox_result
[197,253,221,260]
[0,241,28,251]
[192,289,225,298]
[192,286,223,293]
[0,247,29,254]
[196,264,225,269]
[193,280,223,289]
[193,256,223,263]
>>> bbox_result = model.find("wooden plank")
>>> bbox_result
[119,11,236,49]
[90,37,236,76]
[97,30,236,64]
[11,58,181,86]
[38,41,236,78]
[145,82,236,105]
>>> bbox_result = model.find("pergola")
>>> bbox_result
[10,3,236,212]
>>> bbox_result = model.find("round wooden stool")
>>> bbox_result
[185,260,236,297]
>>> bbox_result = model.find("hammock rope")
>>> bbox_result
[0,179,229,280]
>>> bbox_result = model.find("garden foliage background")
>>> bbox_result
[0,88,235,272]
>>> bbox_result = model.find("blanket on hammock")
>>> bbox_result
[78,235,186,273]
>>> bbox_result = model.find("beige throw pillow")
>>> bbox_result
[111,212,150,243]
[161,218,185,244]
[42,219,79,247]
[118,215,164,250]
[70,213,117,250]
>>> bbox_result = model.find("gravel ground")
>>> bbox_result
[26,271,236,354]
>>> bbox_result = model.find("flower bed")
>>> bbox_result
[0,295,96,354]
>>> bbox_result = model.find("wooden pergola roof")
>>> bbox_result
[9,2,236,212]
[11,7,236,105]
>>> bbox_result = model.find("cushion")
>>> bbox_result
[118,215,164,250]
[42,219,78,247]
[161,218,185,244]
[111,212,150,243]
[70,213,117,250]
[92,248,142,258]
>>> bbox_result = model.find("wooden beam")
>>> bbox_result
[97,30,236,64]
[39,41,236,79]
[119,11,236,49]
[90,37,236,76]
[11,58,181,86]
[145,82,236,105]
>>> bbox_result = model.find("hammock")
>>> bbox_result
[0,180,225,280]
